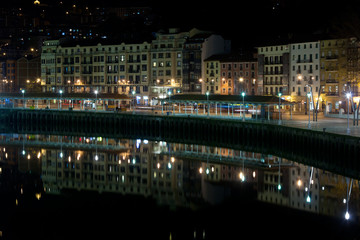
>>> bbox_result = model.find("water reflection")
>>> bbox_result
[0,134,359,239]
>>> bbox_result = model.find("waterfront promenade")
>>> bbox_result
[1,92,359,138]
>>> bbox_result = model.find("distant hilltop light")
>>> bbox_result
[34,0,40,4]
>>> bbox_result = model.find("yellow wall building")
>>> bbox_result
[203,58,221,94]
[320,39,349,113]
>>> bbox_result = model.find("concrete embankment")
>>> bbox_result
[0,108,359,178]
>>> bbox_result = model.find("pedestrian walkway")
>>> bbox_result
[280,113,360,137]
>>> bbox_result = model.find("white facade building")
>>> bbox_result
[289,41,321,104]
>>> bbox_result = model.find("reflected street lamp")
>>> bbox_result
[345,177,353,220]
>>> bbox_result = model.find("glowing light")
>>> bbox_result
[95,155,98,161]
[297,179,302,187]
[306,195,311,203]
[239,172,245,182]
[199,167,203,174]
[35,193,41,200]
[345,211,350,220]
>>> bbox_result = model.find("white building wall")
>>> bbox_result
[289,41,321,100]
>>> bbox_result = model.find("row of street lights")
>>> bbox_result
[205,91,246,120]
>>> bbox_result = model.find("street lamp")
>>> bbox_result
[59,89,63,110]
[205,91,210,116]
[306,84,312,129]
[132,90,136,114]
[239,77,244,94]
[278,92,282,125]
[21,89,25,108]
[94,90,98,111]
[241,92,245,121]
[168,90,172,114]
[206,91,210,116]
[346,92,351,134]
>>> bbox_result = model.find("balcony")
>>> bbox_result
[326,79,338,84]
[325,67,339,72]
[325,55,339,60]
[296,59,313,63]
[326,92,339,96]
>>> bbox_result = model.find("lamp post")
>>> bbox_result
[94,90,98,111]
[168,90,172,114]
[346,92,351,134]
[241,92,245,121]
[132,90,136,114]
[21,89,25,108]
[206,91,210,116]
[239,77,244,94]
[278,92,282,125]
[306,84,312,129]
[59,89,63,110]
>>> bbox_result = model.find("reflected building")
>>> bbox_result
[0,134,358,223]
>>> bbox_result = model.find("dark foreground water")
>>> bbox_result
[0,134,359,239]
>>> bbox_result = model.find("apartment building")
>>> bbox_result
[204,54,258,95]
[41,29,231,104]
[320,39,349,113]
[150,28,187,99]
[257,44,290,96]
[41,39,152,104]
[289,41,321,107]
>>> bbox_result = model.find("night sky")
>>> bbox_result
[5,0,360,48]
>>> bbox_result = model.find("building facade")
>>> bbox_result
[41,40,152,104]
[203,57,221,94]
[319,38,349,113]
[41,29,231,104]
[204,54,258,95]
[258,44,290,96]
[150,28,187,99]
[17,56,41,92]
[289,41,321,109]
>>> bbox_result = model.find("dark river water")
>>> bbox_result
[0,134,359,239]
